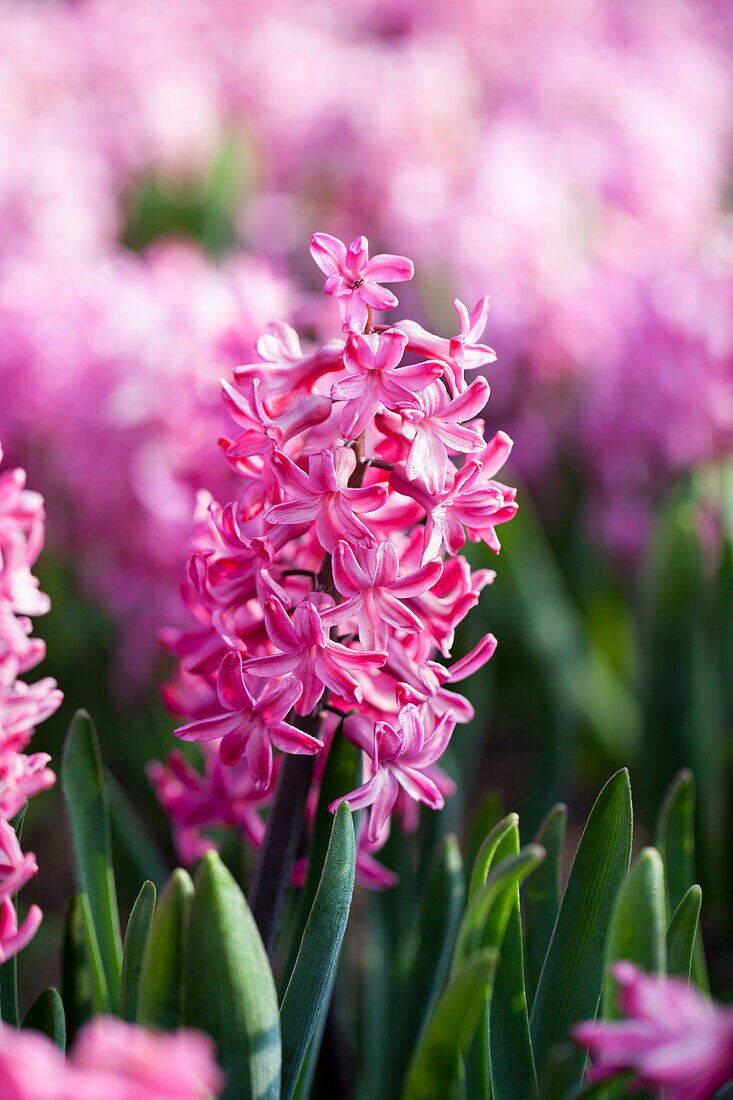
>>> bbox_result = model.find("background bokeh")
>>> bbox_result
[1,0,731,1001]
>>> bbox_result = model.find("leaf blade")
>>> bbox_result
[138,869,193,1030]
[530,769,633,1094]
[120,880,156,1022]
[184,851,281,1100]
[280,803,356,1100]
[61,710,122,1013]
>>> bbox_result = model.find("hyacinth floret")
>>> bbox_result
[0,443,61,962]
[152,234,517,883]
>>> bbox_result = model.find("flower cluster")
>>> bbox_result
[0,1016,223,1100]
[574,962,733,1100]
[151,234,515,878]
[0,444,60,962]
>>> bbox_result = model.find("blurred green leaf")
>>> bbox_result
[138,869,193,1030]
[489,487,640,762]
[465,793,503,880]
[603,848,665,1017]
[23,987,66,1050]
[400,836,462,1060]
[107,770,169,891]
[530,770,633,1094]
[280,803,356,1100]
[61,896,94,1041]
[184,851,280,1100]
[525,803,567,1009]
[655,769,708,991]
[62,710,123,1013]
[402,949,498,1100]
[120,880,156,1022]
[666,885,702,982]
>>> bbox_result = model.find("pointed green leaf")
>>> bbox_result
[61,896,94,1041]
[184,851,280,1100]
[465,794,503,880]
[489,828,538,1100]
[655,769,708,991]
[138,869,193,1030]
[656,770,695,915]
[120,880,156,1022]
[61,710,122,1013]
[402,949,498,1100]
[0,804,27,1026]
[280,803,355,1100]
[525,804,567,1009]
[469,813,520,899]
[456,842,545,967]
[530,770,633,1094]
[603,848,665,1017]
[23,987,66,1051]
[282,730,360,989]
[666,885,702,982]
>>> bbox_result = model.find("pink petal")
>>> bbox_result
[364,255,415,283]
[256,674,303,723]
[360,282,399,311]
[270,720,324,756]
[310,232,347,276]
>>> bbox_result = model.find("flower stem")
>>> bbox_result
[248,733,318,959]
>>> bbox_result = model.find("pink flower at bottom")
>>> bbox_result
[71,1017,224,1100]
[573,961,733,1100]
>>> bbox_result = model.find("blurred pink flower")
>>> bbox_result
[573,961,733,1100]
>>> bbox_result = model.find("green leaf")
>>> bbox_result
[603,848,665,1017]
[656,770,695,915]
[525,803,567,1010]
[530,770,633,1094]
[655,769,708,991]
[489,830,538,1100]
[138,869,193,1030]
[492,488,640,762]
[464,793,503,881]
[23,987,66,1051]
[280,803,356,1100]
[107,770,169,890]
[120,880,156,1022]
[184,851,281,1100]
[666,885,702,982]
[0,804,28,1026]
[402,949,498,1100]
[464,836,545,1100]
[282,730,360,990]
[456,843,545,967]
[61,710,123,1013]
[468,813,519,899]
[61,896,94,1041]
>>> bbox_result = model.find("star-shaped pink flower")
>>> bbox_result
[331,330,442,439]
[310,233,414,333]
[321,539,443,650]
[266,448,388,552]
[174,650,321,789]
[332,703,456,843]
[247,597,387,714]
